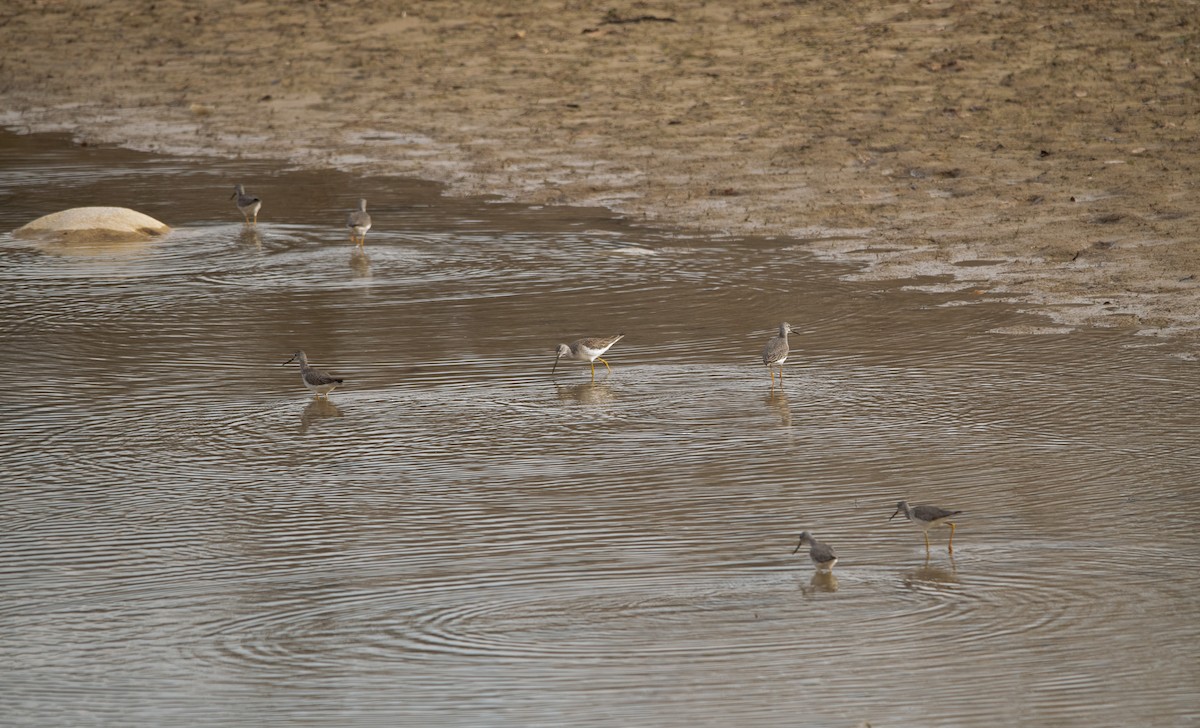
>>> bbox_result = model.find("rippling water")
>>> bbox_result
[2,131,1198,726]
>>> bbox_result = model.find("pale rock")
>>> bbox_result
[13,207,170,242]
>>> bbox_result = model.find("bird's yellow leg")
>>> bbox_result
[589,362,596,381]
[924,532,931,551]
[948,523,956,553]
[597,356,612,372]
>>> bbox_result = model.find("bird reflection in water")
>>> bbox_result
[765,387,791,427]
[555,380,615,405]
[804,570,839,594]
[300,396,344,434]
[903,554,959,590]
[237,225,262,248]
[349,246,371,278]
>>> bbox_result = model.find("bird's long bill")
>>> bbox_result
[552,354,560,374]
[888,509,901,521]
[229,191,238,200]
[281,356,297,367]
[791,537,803,554]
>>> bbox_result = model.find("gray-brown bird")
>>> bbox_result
[231,184,261,224]
[553,333,625,381]
[792,531,838,572]
[762,322,798,387]
[281,350,344,398]
[347,198,372,245]
[890,501,963,553]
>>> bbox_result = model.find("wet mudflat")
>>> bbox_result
[1,132,1197,727]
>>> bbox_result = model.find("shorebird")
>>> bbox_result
[231,184,261,224]
[762,322,798,388]
[792,531,838,572]
[346,198,372,245]
[281,350,344,398]
[553,333,625,381]
[890,501,963,553]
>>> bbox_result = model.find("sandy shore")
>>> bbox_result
[1,1,1196,346]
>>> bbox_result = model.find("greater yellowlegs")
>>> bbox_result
[282,350,344,398]
[792,531,837,572]
[890,501,963,553]
[231,184,261,224]
[762,322,798,387]
[346,198,372,245]
[553,333,625,381]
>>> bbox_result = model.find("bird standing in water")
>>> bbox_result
[890,500,963,553]
[347,198,372,245]
[231,184,261,224]
[762,322,798,388]
[281,350,344,398]
[793,531,838,572]
[553,333,625,381]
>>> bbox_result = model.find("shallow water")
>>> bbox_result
[1,131,1197,727]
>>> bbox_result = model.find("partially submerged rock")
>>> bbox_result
[13,207,170,242]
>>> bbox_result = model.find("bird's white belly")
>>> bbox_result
[303,375,337,394]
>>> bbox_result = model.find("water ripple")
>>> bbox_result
[2,133,1197,726]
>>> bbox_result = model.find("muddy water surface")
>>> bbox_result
[1,132,1197,727]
